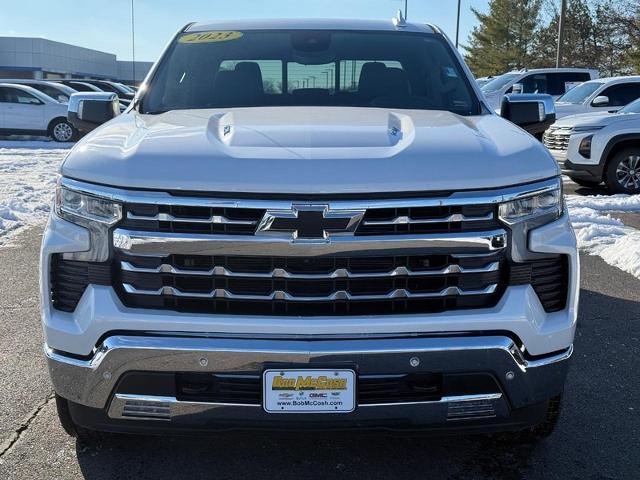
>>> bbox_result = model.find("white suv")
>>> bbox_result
[544,97,640,193]
[481,68,598,110]
[554,76,640,120]
[0,83,78,141]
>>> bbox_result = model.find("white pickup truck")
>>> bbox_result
[42,17,578,440]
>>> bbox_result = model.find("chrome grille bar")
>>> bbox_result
[61,176,561,210]
[122,283,498,301]
[113,229,508,257]
[120,260,500,279]
[542,132,570,151]
[362,212,493,226]
[127,212,257,225]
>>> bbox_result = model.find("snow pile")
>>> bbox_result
[0,141,71,245]
[566,194,640,279]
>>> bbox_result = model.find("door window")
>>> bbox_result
[0,87,43,104]
[547,72,591,96]
[598,83,640,107]
[520,74,548,94]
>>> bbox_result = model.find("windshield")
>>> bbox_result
[480,73,520,93]
[619,98,640,114]
[142,30,480,115]
[556,81,602,104]
[112,83,135,95]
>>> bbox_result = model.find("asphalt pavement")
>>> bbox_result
[0,220,638,480]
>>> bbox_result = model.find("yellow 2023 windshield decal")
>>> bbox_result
[179,31,243,44]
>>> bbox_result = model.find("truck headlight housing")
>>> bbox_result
[54,182,122,262]
[55,186,122,225]
[498,177,563,262]
[498,178,562,226]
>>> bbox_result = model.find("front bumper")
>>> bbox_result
[561,159,604,182]
[47,334,571,433]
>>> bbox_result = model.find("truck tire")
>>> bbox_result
[55,394,103,443]
[605,148,640,194]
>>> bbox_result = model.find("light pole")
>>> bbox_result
[131,0,136,84]
[556,0,567,67]
[404,0,408,19]
[455,0,461,48]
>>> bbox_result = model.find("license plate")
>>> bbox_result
[263,369,356,413]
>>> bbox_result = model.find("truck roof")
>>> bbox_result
[586,75,640,83]
[186,18,436,35]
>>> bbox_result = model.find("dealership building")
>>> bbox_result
[0,36,153,84]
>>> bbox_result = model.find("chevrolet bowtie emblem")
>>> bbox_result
[256,205,365,241]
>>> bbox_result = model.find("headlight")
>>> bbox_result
[54,181,121,262]
[578,135,593,158]
[498,179,562,225]
[55,185,121,225]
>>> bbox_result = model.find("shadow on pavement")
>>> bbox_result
[73,288,639,480]
[75,432,537,480]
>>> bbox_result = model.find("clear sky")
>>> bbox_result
[0,0,489,61]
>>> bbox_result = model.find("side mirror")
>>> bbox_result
[511,83,524,94]
[592,95,609,107]
[500,93,556,137]
[67,92,120,133]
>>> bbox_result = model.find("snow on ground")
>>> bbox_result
[0,140,71,246]
[566,194,640,279]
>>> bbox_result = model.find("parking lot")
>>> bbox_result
[0,141,637,479]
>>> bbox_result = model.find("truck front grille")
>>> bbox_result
[356,204,499,235]
[115,252,505,316]
[119,202,500,236]
[121,204,264,235]
[50,178,569,315]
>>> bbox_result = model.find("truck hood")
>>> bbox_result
[552,111,638,128]
[62,107,558,195]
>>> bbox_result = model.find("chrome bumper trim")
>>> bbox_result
[45,335,572,411]
[112,229,508,257]
[107,392,503,421]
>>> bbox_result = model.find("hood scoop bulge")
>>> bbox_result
[207,110,415,156]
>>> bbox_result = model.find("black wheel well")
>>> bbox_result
[604,139,640,177]
[47,116,68,134]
